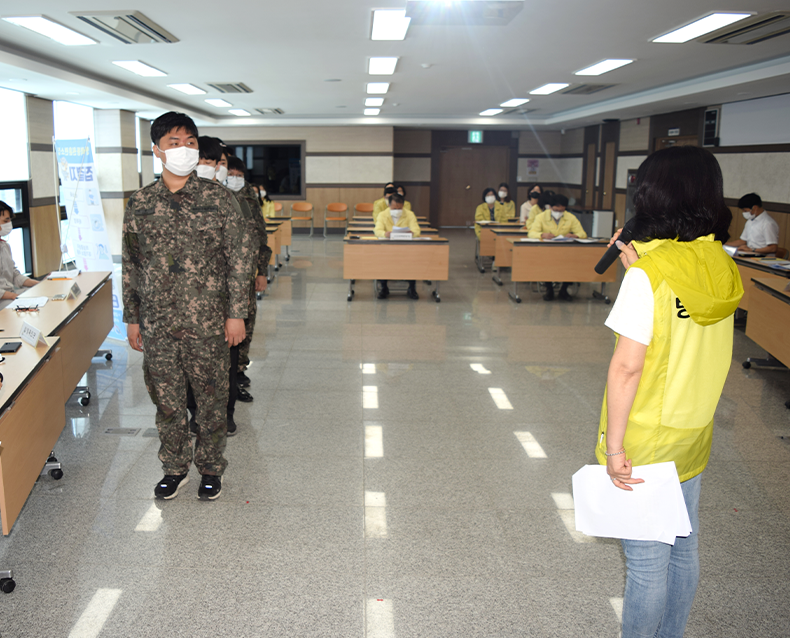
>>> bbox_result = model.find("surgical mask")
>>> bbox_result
[529,191,540,200]
[226,175,244,192]
[391,208,402,220]
[742,211,754,221]
[215,165,228,183]
[485,195,496,205]
[0,222,12,237]
[551,210,564,221]
[260,190,266,198]
[159,146,199,177]
[498,190,508,199]
[196,164,217,180]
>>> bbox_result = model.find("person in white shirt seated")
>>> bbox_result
[725,193,779,255]
[519,184,542,227]
[0,201,38,310]
[373,194,421,300]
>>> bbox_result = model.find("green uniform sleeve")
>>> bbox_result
[222,193,254,319]
[121,196,141,324]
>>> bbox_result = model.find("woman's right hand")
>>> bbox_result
[608,228,639,268]
[607,452,645,491]
[2,291,17,300]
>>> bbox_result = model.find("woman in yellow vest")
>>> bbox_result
[474,188,510,238]
[258,185,276,218]
[497,182,516,219]
[372,183,396,221]
[374,193,421,299]
[596,146,743,638]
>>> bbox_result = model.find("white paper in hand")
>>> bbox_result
[571,462,691,544]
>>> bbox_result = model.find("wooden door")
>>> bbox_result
[437,145,510,227]
[600,141,616,210]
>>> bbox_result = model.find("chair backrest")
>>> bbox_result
[274,202,283,214]
[355,203,374,215]
[326,203,348,215]
[776,246,789,260]
[291,202,313,214]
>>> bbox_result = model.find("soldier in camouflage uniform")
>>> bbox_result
[122,112,253,501]
[226,154,272,391]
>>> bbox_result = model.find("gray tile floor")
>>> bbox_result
[1,229,789,637]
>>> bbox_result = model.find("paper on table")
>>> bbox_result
[7,296,49,310]
[548,235,574,242]
[574,238,599,243]
[571,462,691,544]
[519,238,541,242]
[46,269,80,280]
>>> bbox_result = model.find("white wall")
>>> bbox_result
[517,157,583,185]
[715,152,790,203]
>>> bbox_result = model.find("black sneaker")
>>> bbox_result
[377,286,389,300]
[237,371,251,388]
[407,287,419,300]
[543,288,555,301]
[237,387,253,402]
[198,474,222,500]
[227,416,238,437]
[154,474,189,500]
[558,289,572,301]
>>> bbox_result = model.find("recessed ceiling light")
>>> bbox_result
[229,109,251,116]
[371,9,411,41]
[3,16,97,45]
[653,13,752,43]
[167,83,206,95]
[205,98,233,107]
[500,98,530,108]
[365,97,384,107]
[575,59,633,76]
[480,108,503,117]
[364,108,381,116]
[369,57,398,75]
[367,82,390,95]
[530,83,569,95]
[112,60,166,77]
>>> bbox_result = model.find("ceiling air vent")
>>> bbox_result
[405,1,523,26]
[207,82,253,94]
[71,11,178,44]
[255,108,285,115]
[561,84,617,96]
[701,12,790,45]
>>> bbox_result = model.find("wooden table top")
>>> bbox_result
[752,277,790,300]
[344,236,448,244]
[735,256,790,279]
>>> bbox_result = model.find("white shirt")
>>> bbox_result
[0,240,26,292]
[740,212,779,250]
[605,267,654,346]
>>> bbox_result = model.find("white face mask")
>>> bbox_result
[742,211,754,221]
[0,221,13,237]
[260,190,267,198]
[196,164,217,180]
[551,210,564,221]
[485,195,496,205]
[498,190,508,199]
[215,165,228,183]
[390,208,402,220]
[159,146,199,177]
[226,175,244,192]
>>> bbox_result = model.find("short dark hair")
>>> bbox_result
[737,193,762,209]
[632,146,731,243]
[384,186,396,196]
[396,184,407,197]
[498,182,511,202]
[552,194,569,208]
[390,193,405,205]
[0,200,13,219]
[482,187,496,202]
[150,112,198,146]
[198,136,223,162]
[539,190,555,209]
[227,156,246,175]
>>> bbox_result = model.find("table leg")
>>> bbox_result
[592,283,611,304]
[0,569,15,593]
[742,354,786,370]
[475,240,485,273]
[347,279,355,302]
[508,282,522,303]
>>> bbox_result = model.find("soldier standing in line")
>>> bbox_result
[122,112,253,501]
[225,154,271,394]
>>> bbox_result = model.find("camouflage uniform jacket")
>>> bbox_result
[122,173,254,338]
[237,181,272,273]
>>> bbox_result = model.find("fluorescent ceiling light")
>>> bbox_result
[479,108,503,116]
[364,108,381,116]
[229,109,251,116]
[653,13,752,43]
[365,97,384,107]
[168,83,206,95]
[366,82,390,95]
[575,59,633,76]
[205,98,232,107]
[112,60,166,77]
[369,57,399,75]
[530,83,569,95]
[371,9,411,41]
[500,98,530,108]
[3,16,96,45]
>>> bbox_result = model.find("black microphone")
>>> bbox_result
[594,219,636,274]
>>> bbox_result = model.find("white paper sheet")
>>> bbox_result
[571,462,691,544]
[7,296,49,310]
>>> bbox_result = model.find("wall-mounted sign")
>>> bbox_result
[668,128,680,137]
[468,130,483,144]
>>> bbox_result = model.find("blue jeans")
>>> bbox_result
[621,473,702,638]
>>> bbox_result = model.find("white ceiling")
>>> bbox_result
[0,0,789,130]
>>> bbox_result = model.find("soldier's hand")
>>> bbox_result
[255,275,268,292]
[225,318,246,347]
[127,323,144,352]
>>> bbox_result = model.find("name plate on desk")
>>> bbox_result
[20,321,48,348]
[67,281,82,300]
[390,233,413,240]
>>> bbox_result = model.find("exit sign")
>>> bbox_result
[468,130,483,144]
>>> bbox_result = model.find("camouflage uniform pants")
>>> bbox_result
[142,332,229,476]
[238,281,257,372]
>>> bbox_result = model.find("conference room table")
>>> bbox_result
[490,227,531,285]
[264,216,292,262]
[732,255,790,312]
[505,238,615,303]
[346,224,439,236]
[475,221,523,273]
[343,235,449,302]
[264,220,284,272]
[743,278,790,399]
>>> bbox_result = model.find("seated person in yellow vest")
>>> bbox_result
[520,185,543,229]
[374,194,421,300]
[474,188,510,238]
[395,184,413,213]
[725,192,779,255]
[528,194,588,301]
[0,201,37,310]
[497,182,516,219]
[372,183,396,221]
[258,185,276,217]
